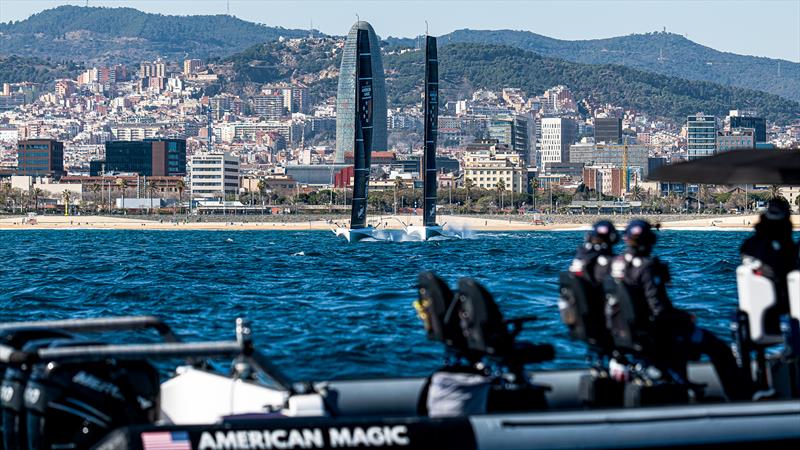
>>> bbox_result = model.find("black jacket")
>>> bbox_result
[612,252,693,334]
[570,243,613,286]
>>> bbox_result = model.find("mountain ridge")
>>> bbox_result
[0,5,314,63]
[385,29,800,102]
[223,39,799,125]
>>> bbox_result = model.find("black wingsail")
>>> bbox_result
[422,36,439,227]
[350,29,374,229]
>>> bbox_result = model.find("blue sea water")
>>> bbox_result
[0,230,750,381]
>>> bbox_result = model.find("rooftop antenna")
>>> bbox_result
[425,20,429,36]
[356,14,360,23]
[227,0,230,16]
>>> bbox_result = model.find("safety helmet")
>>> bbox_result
[624,219,657,251]
[587,220,619,246]
[764,198,791,221]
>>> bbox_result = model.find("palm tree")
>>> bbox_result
[62,190,72,216]
[529,178,540,211]
[630,184,645,202]
[257,179,267,206]
[31,188,45,212]
[464,178,475,207]
[146,180,158,213]
[393,176,403,214]
[115,178,128,211]
[496,178,506,210]
[175,179,185,209]
[768,185,784,200]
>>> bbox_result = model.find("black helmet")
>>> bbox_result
[587,220,619,246]
[624,219,657,252]
[764,198,791,221]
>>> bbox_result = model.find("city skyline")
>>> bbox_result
[0,0,798,63]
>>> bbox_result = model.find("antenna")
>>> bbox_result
[356,14,360,23]
[227,0,230,16]
[425,20,429,36]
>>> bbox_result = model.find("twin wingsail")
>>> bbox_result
[337,33,444,242]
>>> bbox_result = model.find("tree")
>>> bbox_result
[529,178,540,211]
[257,179,267,206]
[62,190,72,216]
[175,179,185,207]
[630,184,645,202]
[768,185,784,200]
[146,180,158,213]
[464,178,475,207]
[496,179,506,210]
[393,176,403,214]
[115,178,128,210]
[90,183,101,206]
[32,188,45,212]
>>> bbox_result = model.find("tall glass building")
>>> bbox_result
[687,114,717,160]
[335,21,387,164]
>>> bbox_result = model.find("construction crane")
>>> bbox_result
[622,135,629,193]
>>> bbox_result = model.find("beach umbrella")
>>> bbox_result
[649,149,800,185]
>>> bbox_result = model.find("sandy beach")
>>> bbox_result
[1,213,794,231]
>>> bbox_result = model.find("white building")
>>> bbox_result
[539,117,576,169]
[463,143,527,193]
[189,153,240,200]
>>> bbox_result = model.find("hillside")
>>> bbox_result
[0,55,84,84]
[227,40,799,125]
[0,5,314,64]
[387,30,800,102]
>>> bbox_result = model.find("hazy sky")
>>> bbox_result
[1,0,798,62]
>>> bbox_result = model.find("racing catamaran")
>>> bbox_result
[406,35,446,241]
[335,28,377,242]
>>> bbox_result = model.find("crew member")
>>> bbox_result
[569,220,619,285]
[610,219,750,401]
[740,198,798,333]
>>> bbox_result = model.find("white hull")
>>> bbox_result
[334,227,378,242]
[405,225,443,241]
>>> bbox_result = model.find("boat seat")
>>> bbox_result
[559,272,624,407]
[559,271,614,356]
[455,278,555,371]
[736,265,784,346]
[454,278,554,412]
[414,272,464,350]
[603,278,695,406]
[603,277,658,356]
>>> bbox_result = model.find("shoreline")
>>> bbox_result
[0,214,781,232]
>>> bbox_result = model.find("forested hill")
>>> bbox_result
[0,5,315,64]
[386,30,800,102]
[0,55,85,84]
[225,39,799,125]
[384,43,799,125]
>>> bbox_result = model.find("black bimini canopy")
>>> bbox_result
[649,149,800,185]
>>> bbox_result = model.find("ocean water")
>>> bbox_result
[0,230,750,381]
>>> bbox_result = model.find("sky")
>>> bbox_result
[0,0,798,62]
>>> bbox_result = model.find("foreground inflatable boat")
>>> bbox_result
[0,316,798,450]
